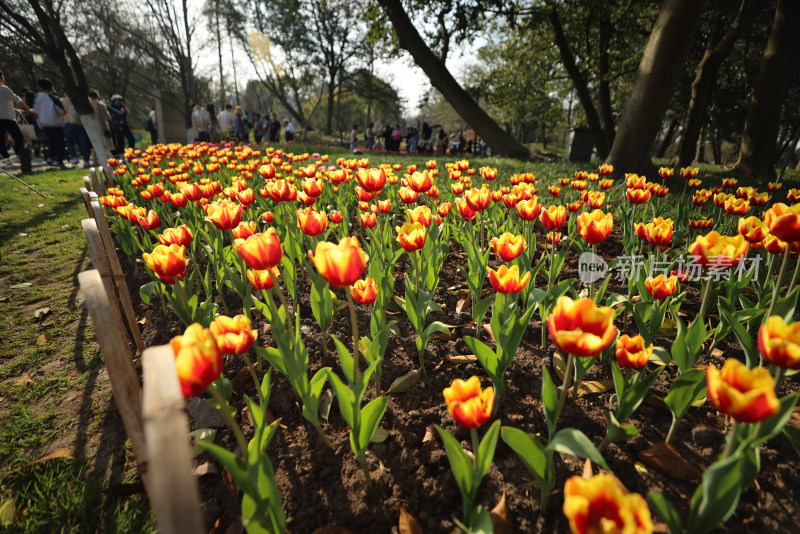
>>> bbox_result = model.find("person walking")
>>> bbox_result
[62,92,91,167]
[267,113,280,143]
[191,103,209,142]
[0,70,35,161]
[145,107,158,145]
[107,94,135,155]
[217,104,235,139]
[350,124,358,150]
[365,122,374,150]
[234,105,248,142]
[283,119,294,142]
[33,78,67,167]
[252,113,264,143]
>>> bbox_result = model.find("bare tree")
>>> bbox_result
[143,0,199,128]
[0,0,113,164]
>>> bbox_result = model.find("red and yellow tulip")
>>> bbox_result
[548,296,617,357]
[442,376,494,429]
[707,359,780,423]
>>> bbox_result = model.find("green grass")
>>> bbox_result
[0,168,154,532]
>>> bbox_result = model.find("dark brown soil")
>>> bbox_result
[126,230,800,534]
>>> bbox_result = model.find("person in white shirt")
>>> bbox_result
[217,104,235,137]
[284,119,295,142]
[62,93,91,167]
[191,102,209,142]
[33,78,66,168]
[0,69,35,159]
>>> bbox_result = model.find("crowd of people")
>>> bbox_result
[190,103,295,145]
[2,70,488,169]
[353,121,487,156]
[0,72,145,168]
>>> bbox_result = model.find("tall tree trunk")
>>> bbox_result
[733,0,800,178]
[671,0,751,168]
[228,30,240,105]
[325,78,335,135]
[376,0,529,158]
[656,115,680,158]
[215,0,225,103]
[541,123,547,150]
[606,0,707,175]
[597,9,615,151]
[549,6,608,159]
[695,125,706,162]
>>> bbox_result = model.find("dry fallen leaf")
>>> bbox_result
[221,467,238,495]
[482,323,496,342]
[192,462,218,477]
[388,369,422,394]
[0,496,16,527]
[231,363,261,395]
[455,298,469,315]
[490,492,514,534]
[13,374,32,387]
[553,352,567,381]
[569,380,614,397]
[33,307,50,320]
[371,427,389,443]
[582,459,593,480]
[398,507,423,534]
[36,332,53,345]
[638,442,702,483]
[446,354,477,364]
[789,408,800,431]
[27,448,74,466]
[9,283,32,290]
[421,425,437,450]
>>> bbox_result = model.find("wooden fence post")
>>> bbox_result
[78,270,149,484]
[90,199,146,354]
[90,167,107,196]
[142,345,205,534]
[79,188,93,217]
[82,219,118,306]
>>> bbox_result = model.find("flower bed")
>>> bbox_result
[101,145,799,533]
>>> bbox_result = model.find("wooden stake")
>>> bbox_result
[79,188,92,217]
[142,345,204,534]
[90,199,145,354]
[89,167,106,196]
[78,270,149,486]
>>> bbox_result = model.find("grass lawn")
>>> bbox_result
[0,168,153,532]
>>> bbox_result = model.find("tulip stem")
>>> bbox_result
[787,256,800,296]
[208,384,249,458]
[762,253,775,294]
[174,279,191,325]
[268,270,292,332]
[766,247,791,319]
[720,420,740,460]
[345,289,361,383]
[665,416,679,444]
[552,353,575,437]
[697,278,714,326]
[470,428,480,470]
[773,366,785,393]
[239,256,252,320]
[239,351,261,402]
